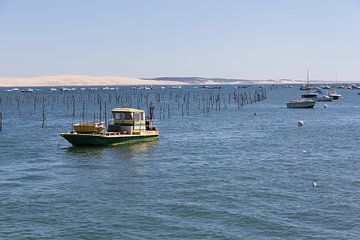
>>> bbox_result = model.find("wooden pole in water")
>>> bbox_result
[81,101,85,123]
[41,102,46,128]
[0,112,2,132]
[99,101,102,123]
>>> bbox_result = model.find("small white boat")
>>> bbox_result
[317,95,332,102]
[287,99,316,108]
[21,88,34,93]
[328,91,342,100]
[300,85,310,91]
[5,88,19,92]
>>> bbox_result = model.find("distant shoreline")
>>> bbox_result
[0,74,358,87]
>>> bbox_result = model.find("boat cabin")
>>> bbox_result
[108,108,150,134]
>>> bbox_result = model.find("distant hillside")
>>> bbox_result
[145,77,299,85]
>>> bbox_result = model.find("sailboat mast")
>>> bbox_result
[306,70,309,86]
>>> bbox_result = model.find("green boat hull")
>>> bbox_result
[61,133,159,146]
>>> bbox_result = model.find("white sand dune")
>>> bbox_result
[0,75,190,87]
[0,74,315,87]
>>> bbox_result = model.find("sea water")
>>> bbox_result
[0,86,359,239]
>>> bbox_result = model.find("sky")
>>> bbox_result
[0,0,359,81]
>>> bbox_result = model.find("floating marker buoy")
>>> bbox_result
[298,120,304,127]
[324,104,328,108]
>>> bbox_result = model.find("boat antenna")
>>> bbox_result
[149,101,154,120]
[104,101,107,126]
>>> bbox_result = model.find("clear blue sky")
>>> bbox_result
[0,0,359,81]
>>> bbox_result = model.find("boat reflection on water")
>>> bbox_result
[64,139,159,157]
[113,140,159,154]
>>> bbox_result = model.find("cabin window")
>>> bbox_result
[133,112,144,121]
[114,113,121,120]
[113,112,133,120]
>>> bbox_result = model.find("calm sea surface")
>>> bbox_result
[0,86,359,239]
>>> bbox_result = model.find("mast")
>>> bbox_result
[306,69,309,86]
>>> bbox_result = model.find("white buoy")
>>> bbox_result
[312,181,317,188]
[324,104,328,108]
[298,120,304,127]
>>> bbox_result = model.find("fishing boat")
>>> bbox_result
[61,108,159,146]
[287,99,316,108]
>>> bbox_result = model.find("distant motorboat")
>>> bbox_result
[328,91,342,100]
[21,88,34,93]
[317,95,332,102]
[300,85,310,91]
[201,85,222,89]
[287,99,316,108]
[5,88,19,92]
[301,92,318,99]
[314,87,322,93]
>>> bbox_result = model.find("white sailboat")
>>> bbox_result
[300,70,311,90]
